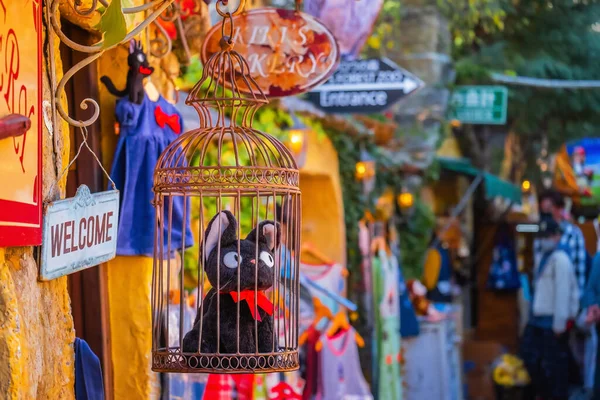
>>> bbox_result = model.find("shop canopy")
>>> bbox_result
[438,157,522,204]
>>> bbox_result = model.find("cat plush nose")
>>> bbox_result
[250,259,256,265]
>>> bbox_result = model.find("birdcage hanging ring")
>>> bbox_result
[151,0,302,374]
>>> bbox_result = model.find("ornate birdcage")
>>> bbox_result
[151,0,301,374]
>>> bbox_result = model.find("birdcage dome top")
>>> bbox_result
[185,48,269,112]
[154,119,299,195]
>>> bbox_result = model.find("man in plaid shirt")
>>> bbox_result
[534,191,587,293]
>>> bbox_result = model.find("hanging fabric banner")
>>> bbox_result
[554,138,600,206]
[304,0,384,59]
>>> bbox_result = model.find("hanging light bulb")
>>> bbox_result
[355,148,376,181]
[286,114,308,168]
[397,191,415,209]
[521,180,531,192]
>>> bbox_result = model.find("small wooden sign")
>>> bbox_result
[201,8,340,98]
[40,186,119,281]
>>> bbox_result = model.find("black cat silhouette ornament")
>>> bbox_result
[100,40,154,105]
[182,211,280,354]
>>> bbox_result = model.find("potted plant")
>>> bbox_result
[492,354,530,400]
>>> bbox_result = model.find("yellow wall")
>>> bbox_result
[98,30,182,399]
[0,20,75,399]
[299,130,346,265]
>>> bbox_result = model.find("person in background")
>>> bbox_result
[520,216,580,400]
[536,190,588,390]
[536,190,587,292]
[582,227,600,398]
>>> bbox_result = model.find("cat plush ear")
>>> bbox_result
[203,211,238,262]
[129,39,136,54]
[246,221,280,251]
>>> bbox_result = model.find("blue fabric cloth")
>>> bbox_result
[583,254,600,309]
[398,263,420,338]
[279,244,293,279]
[486,238,520,291]
[110,95,193,256]
[75,338,104,400]
[520,273,532,303]
[427,243,453,303]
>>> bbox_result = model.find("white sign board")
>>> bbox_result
[40,185,119,281]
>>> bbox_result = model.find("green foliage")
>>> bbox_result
[450,0,600,174]
[397,198,436,279]
[252,106,295,142]
[438,0,507,58]
[177,56,204,90]
[363,0,402,56]
[96,0,128,49]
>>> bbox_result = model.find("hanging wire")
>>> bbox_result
[48,125,117,199]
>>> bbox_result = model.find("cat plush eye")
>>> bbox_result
[260,251,275,268]
[137,53,145,63]
[223,252,241,269]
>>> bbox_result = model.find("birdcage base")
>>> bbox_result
[152,347,300,374]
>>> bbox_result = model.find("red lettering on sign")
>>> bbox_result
[106,212,113,241]
[86,216,95,248]
[51,223,63,257]
[63,221,72,254]
[95,214,106,246]
[3,29,19,114]
[78,218,87,250]
[50,212,115,259]
[70,220,77,253]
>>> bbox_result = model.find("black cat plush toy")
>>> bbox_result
[100,39,154,105]
[182,211,279,354]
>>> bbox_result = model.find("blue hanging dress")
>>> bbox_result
[110,94,193,257]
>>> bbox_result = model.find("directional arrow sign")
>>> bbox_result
[306,58,424,114]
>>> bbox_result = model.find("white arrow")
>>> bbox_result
[312,78,422,94]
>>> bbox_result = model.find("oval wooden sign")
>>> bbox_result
[201,8,340,98]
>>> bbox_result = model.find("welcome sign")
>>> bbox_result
[40,186,119,281]
[201,8,340,97]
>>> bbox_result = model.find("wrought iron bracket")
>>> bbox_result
[45,0,179,129]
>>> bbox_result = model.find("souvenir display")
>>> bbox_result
[182,211,279,354]
[107,41,192,257]
[372,249,402,400]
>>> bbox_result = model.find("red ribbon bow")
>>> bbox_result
[228,290,274,322]
[154,106,181,134]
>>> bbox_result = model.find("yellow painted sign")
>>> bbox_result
[0,0,43,246]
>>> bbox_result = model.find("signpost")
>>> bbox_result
[40,186,119,281]
[201,8,340,98]
[0,1,43,246]
[306,58,424,114]
[449,86,508,125]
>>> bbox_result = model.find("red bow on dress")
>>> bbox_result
[154,106,181,134]
[228,290,274,322]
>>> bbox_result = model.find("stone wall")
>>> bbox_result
[0,6,76,399]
